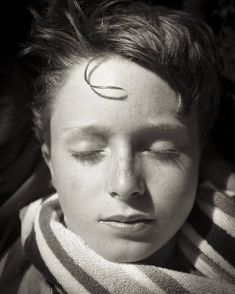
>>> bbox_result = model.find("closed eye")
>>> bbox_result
[142,149,181,164]
[72,150,105,165]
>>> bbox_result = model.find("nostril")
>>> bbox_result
[110,192,119,198]
[131,191,143,198]
[109,191,143,200]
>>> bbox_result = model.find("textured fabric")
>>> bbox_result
[178,181,235,285]
[1,181,235,294]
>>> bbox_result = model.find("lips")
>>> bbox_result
[100,214,154,223]
[99,214,155,234]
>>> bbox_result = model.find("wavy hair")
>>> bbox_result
[22,0,220,145]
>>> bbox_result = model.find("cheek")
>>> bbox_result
[51,156,105,219]
[51,152,100,193]
[54,167,98,231]
[146,160,199,223]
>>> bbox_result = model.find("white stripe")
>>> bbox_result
[223,189,235,197]
[120,264,166,294]
[0,251,9,277]
[17,265,50,294]
[178,235,218,279]
[181,223,235,278]
[200,181,235,198]
[195,255,228,279]
[20,198,42,244]
[197,199,235,238]
[34,207,89,294]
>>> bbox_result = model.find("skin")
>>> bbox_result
[43,56,200,265]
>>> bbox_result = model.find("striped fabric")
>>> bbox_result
[178,181,235,286]
[0,182,235,293]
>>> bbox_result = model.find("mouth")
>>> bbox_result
[99,214,155,233]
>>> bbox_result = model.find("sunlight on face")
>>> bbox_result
[44,56,200,264]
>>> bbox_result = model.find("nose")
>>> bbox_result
[106,155,145,201]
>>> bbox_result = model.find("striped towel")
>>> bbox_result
[178,181,235,285]
[0,182,235,293]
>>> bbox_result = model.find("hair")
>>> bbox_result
[22,0,220,146]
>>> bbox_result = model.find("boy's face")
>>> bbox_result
[44,56,200,263]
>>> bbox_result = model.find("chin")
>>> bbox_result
[97,241,157,263]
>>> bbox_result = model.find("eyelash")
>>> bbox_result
[72,151,104,165]
[146,149,181,164]
[72,149,180,166]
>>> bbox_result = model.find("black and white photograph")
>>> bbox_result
[0,0,235,293]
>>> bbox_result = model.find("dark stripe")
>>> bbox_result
[0,215,20,257]
[0,239,31,293]
[188,204,235,267]
[24,227,65,292]
[197,187,235,217]
[141,266,190,294]
[39,199,110,294]
[178,232,235,284]
[174,242,198,274]
[197,243,235,284]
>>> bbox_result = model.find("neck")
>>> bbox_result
[138,235,177,268]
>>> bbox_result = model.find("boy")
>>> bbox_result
[0,0,234,293]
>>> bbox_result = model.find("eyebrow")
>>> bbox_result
[133,122,188,144]
[62,122,187,144]
[62,125,111,143]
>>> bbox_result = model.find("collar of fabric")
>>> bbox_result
[20,186,235,293]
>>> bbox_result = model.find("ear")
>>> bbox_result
[41,143,54,181]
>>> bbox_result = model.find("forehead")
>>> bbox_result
[50,56,197,140]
